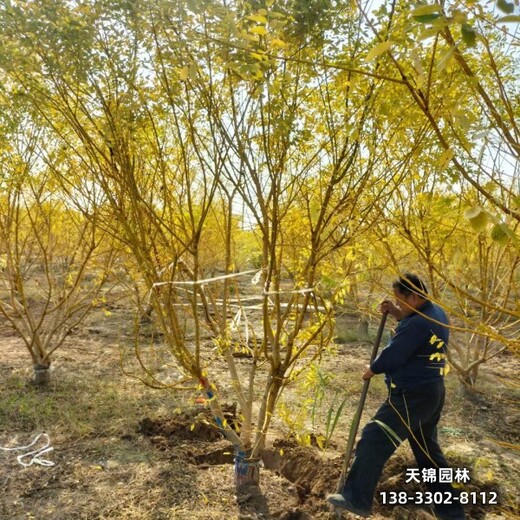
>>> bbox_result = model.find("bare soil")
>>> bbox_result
[1,308,519,520]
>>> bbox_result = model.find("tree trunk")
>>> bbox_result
[33,363,51,386]
[234,448,260,488]
[140,302,154,323]
[357,316,369,339]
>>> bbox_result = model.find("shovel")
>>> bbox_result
[336,311,388,493]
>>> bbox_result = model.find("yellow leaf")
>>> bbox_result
[437,47,455,71]
[429,334,439,344]
[438,148,454,170]
[279,449,284,456]
[249,26,268,35]
[497,14,520,22]
[491,223,510,245]
[247,14,268,23]
[497,0,515,14]
[178,67,189,81]
[465,206,489,232]
[412,4,442,16]
[250,52,266,61]
[271,38,286,48]
[419,27,442,40]
[366,41,393,62]
[242,32,259,42]
[190,423,195,431]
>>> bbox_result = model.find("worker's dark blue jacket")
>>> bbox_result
[370,300,449,391]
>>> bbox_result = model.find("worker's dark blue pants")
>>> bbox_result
[341,380,465,519]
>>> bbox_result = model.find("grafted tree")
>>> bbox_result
[0,111,115,385]
[0,0,400,483]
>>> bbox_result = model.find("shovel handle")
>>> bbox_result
[336,312,388,492]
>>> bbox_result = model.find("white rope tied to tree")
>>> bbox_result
[262,287,315,296]
[152,269,261,288]
[0,433,55,467]
[152,268,317,297]
[149,268,323,310]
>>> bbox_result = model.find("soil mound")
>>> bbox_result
[137,403,238,443]
[269,439,342,500]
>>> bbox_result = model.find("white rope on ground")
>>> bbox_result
[0,433,55,468]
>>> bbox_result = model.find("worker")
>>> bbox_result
[327,273,465,519]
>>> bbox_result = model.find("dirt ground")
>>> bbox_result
[1,306,519,520]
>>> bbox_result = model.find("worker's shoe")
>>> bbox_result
[326,493,370,517]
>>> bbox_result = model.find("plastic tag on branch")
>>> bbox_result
[251,270,262,285]
[365,41,394,62]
